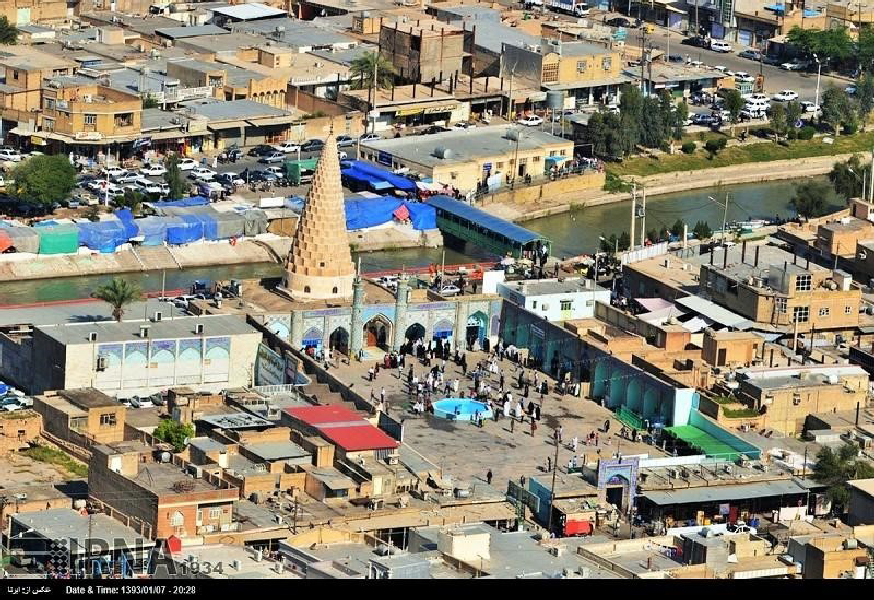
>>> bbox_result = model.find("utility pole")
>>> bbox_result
[639,26,647,95]
[546,437,560,534]
[869,148,874,202]
[629,183,637,251]
[695,0,700,39]
[640,184,647,247]
[371,53,379,135]
[722,193,729,246]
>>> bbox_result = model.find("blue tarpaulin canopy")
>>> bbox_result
[341,160,418,193]
[113,208,139,239]
[344,197,436,231]
[77,219,129,253]
[156,196,210,208]
[426,195,545,245]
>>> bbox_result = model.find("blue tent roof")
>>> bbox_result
[426,195,546,245]
[343,160,418,192]
[157,196,210,208]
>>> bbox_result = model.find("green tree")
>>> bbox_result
[789,179,839,218]
[641,95,666,148]
[11,155,76,206]
[829,154,870,198]
[349,51,396,91]
[618,230,631,251]
[0,17,18,45]
[860,28,874,72]
[692,220,713,239]
[723,89,744,129]
[164,154,187,199]
[856,72,874,120]
[618,84,644,156]
[670,219,685,238]
[142,95,160,109]
[812,443,874,513]
[785,101,803,138]
[153,419,195,453]
[786,26,819,55]
[673,99,689,139]
[91,277,142,322]
[821,86,853,135]
[770,102,788,141]
[704,137,727,158]
[115,189,145,214]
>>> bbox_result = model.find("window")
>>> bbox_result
[776,297,787,314]
[12,70,18,80]
[819,307,830,317]
[99,413,116,427]
[586,299,594,307]
[332,287,338,294]
[84,114,96,125]
[795,274,811,292]
[43,118,54,133]
[209,507,221,519]
[793,306,810,323]
[496,162,504,169]
[170,511,184,526]
[602,57,612,71]
[304,286,311,293]
[846,305,853,315]
[70,416,87,432]
[560,300,572,311]
[114,112,134,127]
[44,98,55,110]
[542,63,559,83]
[576,60,587,73]
[532,301,538,309]
[533,156,541,163]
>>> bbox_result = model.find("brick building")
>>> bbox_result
[34,388,126,446]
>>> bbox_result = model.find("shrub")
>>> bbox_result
[843,123,858,135]
[681,141,696,154]
[798,125,816,140]
[704,137,727,157]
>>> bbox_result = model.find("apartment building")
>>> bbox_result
[817,216,874,259]
[34,388,126,446]
[379,19,465,84]
[166,59,288,109]
[40,82,142,145]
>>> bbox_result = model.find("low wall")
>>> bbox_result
[688,410,762,460]
[482,171,606,206]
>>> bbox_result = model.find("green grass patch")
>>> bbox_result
[603,171,633,193]
[22,445,88,477]
[722,407,760,418]
[609,130,874,178]
[712,396,737,405]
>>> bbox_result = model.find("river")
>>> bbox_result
[0,179,825,304]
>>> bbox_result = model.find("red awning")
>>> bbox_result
[393,204,410,221]
[0,230,11,253]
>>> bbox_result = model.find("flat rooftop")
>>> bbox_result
[189,99,294,122]
[13,508,154,552]
[362,126,570,168]
[244,440,310,462]
[198,412,275,430]
[500,277,598,296]
[36,314,258,345]
[56,388,117,409]
[131,461,230,496]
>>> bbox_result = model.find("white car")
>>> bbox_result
[130,396,154,409]
[86,179,110,193]
[847,84,857,95]
[688,59,703,67]
[359,133,382,143]
[265,166,285,178]
[135,178,169,195]
[748,93,769,103]
[438,285,461,296]
[176,158,198,171]
[734,71,754,83]
[0,149,21,162]
[517,114,544,127]
[337,150,348,160]
[274,141,301,153]
[712,65,727,74]
[112,170,141,184]
[188,167,216,181]
[710,40,732,53]
[139,163,167,177]
[799,100,818,113]
[781,60,809,71]
[772,89,799,102]
[101,166,126,179]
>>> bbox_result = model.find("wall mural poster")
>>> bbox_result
[150,339,177,363]
[205,337,231,359]
[124,342,148,364]
[97,344,124,365]
[178,338,203,360]
[256,343,285,386]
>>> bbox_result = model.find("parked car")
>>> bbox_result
[135,178,169,195]
[188,167,216,181]
[681,36,706,47]
[847,84,857,95]
[337,150,348,160]
[799,100,818,113]
[734,71,754,83]
[437,285,461,296]
[738,49,761,60]
[1,398,21,411]
[772,89,799,102]
[223,148,244,161]
[781,60,810,71]
[0,149,22,162]
[748,93,769,103]
[250,169,279,183]
[300,139,325,152]
[265,166,285,178]
[274,141,301,153]
[112,170,141,184]
[667,54,684,63]
[215,172,245,186]
[739,107,767,120]
[359,133,382,143]
[258,151,286,164]
[691,113,720,126]
[248,144,276,157]
[607,17,631,27]
[101,166,126,179]
[130,396,154,409]
[452,122,475,129]
[86,179,110,193]
[176,158,198,171]
[336,135,355,148]
[517,114,544,126]
[139,163,167,177]
[710,40,732,53]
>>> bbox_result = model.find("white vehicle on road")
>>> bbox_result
[710,40,732,53]
[189,167,216,181]
[517,114,544,126]
[799,101,818,113]
[0,149,22,162]
[772,90,799,102]
[273,141,301,153]
[734,71,754,83]
[176,158,198,171]
[139,163,167,177]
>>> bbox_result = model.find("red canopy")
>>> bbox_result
[0,230,11,254]
[393,204,410,221]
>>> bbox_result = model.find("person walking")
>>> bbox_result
[487,469,493,485]
[557,425,563,444]
[572,436,578,453]
[368,366,374,382]
[380,387,386,405]
[546,455,552,472]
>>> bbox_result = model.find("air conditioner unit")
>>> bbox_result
[96,357,108,372]
[194,323,204,334]
[88,332,98,341]
[153,311,163,322]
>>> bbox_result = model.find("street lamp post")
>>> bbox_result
[708,194,730,246]
[813,53,822,115]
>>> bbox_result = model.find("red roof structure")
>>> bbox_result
[285,405,400,452]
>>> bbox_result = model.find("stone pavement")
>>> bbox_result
[328,348,663,488]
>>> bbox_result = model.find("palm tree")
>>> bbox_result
[92,278,142,322]
[349,51,396,91]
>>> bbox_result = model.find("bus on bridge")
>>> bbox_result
[425,195,551,260]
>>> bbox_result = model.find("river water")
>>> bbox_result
[0,179,821,304]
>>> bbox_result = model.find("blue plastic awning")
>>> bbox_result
[343,160,418,193]
[546,156,568,164]
[426,195,546,245]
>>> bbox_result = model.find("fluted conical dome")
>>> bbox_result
[284,135,355,301]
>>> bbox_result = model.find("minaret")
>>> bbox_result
[283,134,355,301]
[392,273,410,352]
[349,258,365,360]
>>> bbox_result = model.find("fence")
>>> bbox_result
[470,162,603,204]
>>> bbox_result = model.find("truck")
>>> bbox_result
[543,0,589,16]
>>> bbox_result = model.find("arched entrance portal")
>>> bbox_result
[466,311,488,349]
[363,315,391,349]
[329,327,349,355]
[405,323,426,342]
[302,327,323,352]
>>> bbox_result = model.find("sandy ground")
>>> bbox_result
[0,452,76,487]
